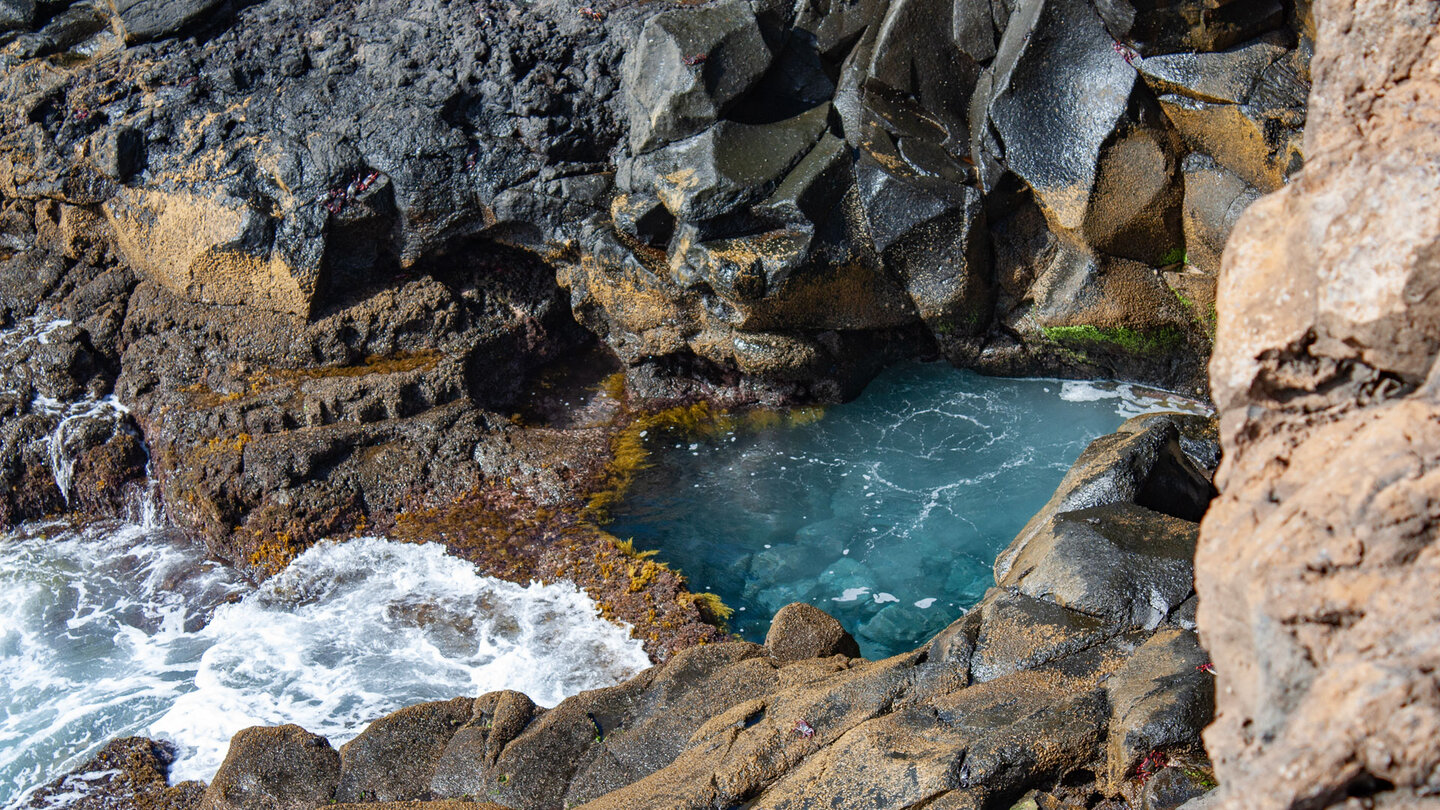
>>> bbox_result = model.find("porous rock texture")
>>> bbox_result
[1196,0,1440,808]
[0,0,1311,565]
[142,412,1221,810]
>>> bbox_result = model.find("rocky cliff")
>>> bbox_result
[0,0,1307,582]
[1197,0,1440,807]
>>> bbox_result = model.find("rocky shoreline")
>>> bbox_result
[10,0,1436,808]
[0,0,1307,571]
[27,410,1225,810]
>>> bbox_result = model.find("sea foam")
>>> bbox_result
[0,528,649,807]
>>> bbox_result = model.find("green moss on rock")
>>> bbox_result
[1042,324,1186,356]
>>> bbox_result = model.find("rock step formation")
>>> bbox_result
[37,411,1226,810]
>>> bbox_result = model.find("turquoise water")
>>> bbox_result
[607,363,1207,659]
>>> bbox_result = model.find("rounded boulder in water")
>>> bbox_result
[765,603,860,663]
[199,724,339,810]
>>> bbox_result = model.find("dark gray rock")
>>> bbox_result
[0,0,34,34]
[89,126,144,181]
[621,0,774,154]
[1181,152,1261,276]
[1105,629,1213,788]
[10,0,112,59]
[1095,0,1285,56]
[623,105,831,222]
[111,0,227,43]
[1137,33,1291,104]
[1002,502,1199,629]
[1142,767,1212,810]
[952,0,1000,63]
[765,602,861,662]
[967,588,1114,683]
[987,0,1141,232]
[199,725,341,810]
[866,0,982,146]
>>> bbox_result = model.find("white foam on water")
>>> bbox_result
[1056,380,1211,419]
[151,537,651,783]
[0,528,651,807]
[0,520,248,810]
[45,395,131,506]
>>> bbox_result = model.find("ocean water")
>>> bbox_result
[0,521,650,808]
[607,363,1209,659]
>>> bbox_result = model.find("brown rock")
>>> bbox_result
[1104,629,1213,790]
[330,803,511,810]
[23,737,204,810]
[337,697,474,803]
[764,603,861,663]
[1197,1,1440,808]
[199,725,340,810]
[103,186,322,317]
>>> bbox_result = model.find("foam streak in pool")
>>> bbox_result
[607,364,1208,659]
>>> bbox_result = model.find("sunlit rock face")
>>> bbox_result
[1198,1,1440,808]
[0,0,1310,408]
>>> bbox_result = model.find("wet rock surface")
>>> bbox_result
[22,737,205,810]
[154,411,1220,810]
[198,725,340,810]
[0,0,1310,575]
[1197,1,1440,808]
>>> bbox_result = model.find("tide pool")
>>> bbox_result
[607,363,1208,659]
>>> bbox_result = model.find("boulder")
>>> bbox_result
[336,697,475,803]
[623,105,831,222]
[765,602,861,662]
[622,0,774,154]
[427,690,538,796]
[1180,152,1261,277]
[22,737,204,810]
[995,414,1215,583]
[1104,629,1213,788]
[1197,3,1440,806]
[199,725,341,810]
[988,0,1140,232]
[1095,0,1285,56]
[1141,767,1213,810]
[110,0,228,43]
[1136,33,1292,105]
[103,186,325,317]
[966,588,1114,683]
[1159,95,1303,193]
[0,0,33,33]
[1000,502,1199,629]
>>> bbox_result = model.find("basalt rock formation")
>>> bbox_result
[1196,1,1440,808]
[50,411,1223,810]
[0,0,1308,574]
